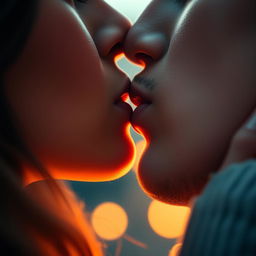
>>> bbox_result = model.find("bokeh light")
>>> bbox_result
[148,201,191,239]
[169,243,183,256]
[91,202,128,240]
[133,140,147,172]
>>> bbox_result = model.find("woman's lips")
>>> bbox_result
[129,87,152,107]
[113,80,133,119]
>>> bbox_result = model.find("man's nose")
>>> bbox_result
[125,28,168,64]
[124,0,182,65]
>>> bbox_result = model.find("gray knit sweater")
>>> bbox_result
[180,160,256,256]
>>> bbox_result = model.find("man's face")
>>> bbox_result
[125,0,256,205]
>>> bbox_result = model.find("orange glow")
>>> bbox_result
[114,52,125,64]
[132,125,150,145]
[27,181,103,256]
[169,243,183,256]
[116,123,136,177]
[22,123,136,185]
[91,202,128,241]
[133,139,147,172]
[133,124,144,135]
[121,92,129,102]
[148,201,191,239]
[114,53,145,70]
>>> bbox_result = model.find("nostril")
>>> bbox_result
[135,53,153,66]
[109,42,124,59]
[125,31,168,62]
[95,24,130,57]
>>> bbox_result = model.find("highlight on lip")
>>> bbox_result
[121,92,129,102]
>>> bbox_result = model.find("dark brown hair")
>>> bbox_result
[0,1,103,255]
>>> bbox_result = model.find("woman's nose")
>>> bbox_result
[93,5,131,58]
[124,0,183,65]
[76,1,131,58]
[94,16,131,57]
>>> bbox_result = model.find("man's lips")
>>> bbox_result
[129,77,153,128]
[129,85,152,107]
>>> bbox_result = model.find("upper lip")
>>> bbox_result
[129,76,152,107]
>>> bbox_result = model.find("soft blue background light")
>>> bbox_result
[104,0,152,23]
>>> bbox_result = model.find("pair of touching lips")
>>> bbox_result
[114,79,133,116]
[129,75,153,138]
[114,75,152,139]
[113,52,152,133]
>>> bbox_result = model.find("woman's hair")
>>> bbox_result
[0,1,103,255]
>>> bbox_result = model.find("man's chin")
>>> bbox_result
[137,152,209,206]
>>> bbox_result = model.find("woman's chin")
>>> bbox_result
[104,135,136,181]
[41,135,136,182]
[99,125,136,181]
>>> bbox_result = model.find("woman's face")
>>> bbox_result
[125,0,256,204]
[4,0,135,182]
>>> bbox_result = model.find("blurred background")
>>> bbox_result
[70,1,191,255]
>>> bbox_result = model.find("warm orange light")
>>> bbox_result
[121,92,129,102]
[148,201,191,239]
[132,125,150,145]
[23,123,136,185]
[91,202,128,241]
[169,243,183,256]
[133,139,147,172]
[114,53,145,69]
[27,181,104,256]
[114,53,145,80]
[114,52,125,64]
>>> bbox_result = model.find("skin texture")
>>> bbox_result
[125,0,256,205]
[4,0,135,183]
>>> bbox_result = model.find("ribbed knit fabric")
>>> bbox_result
[180,160,256,256]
